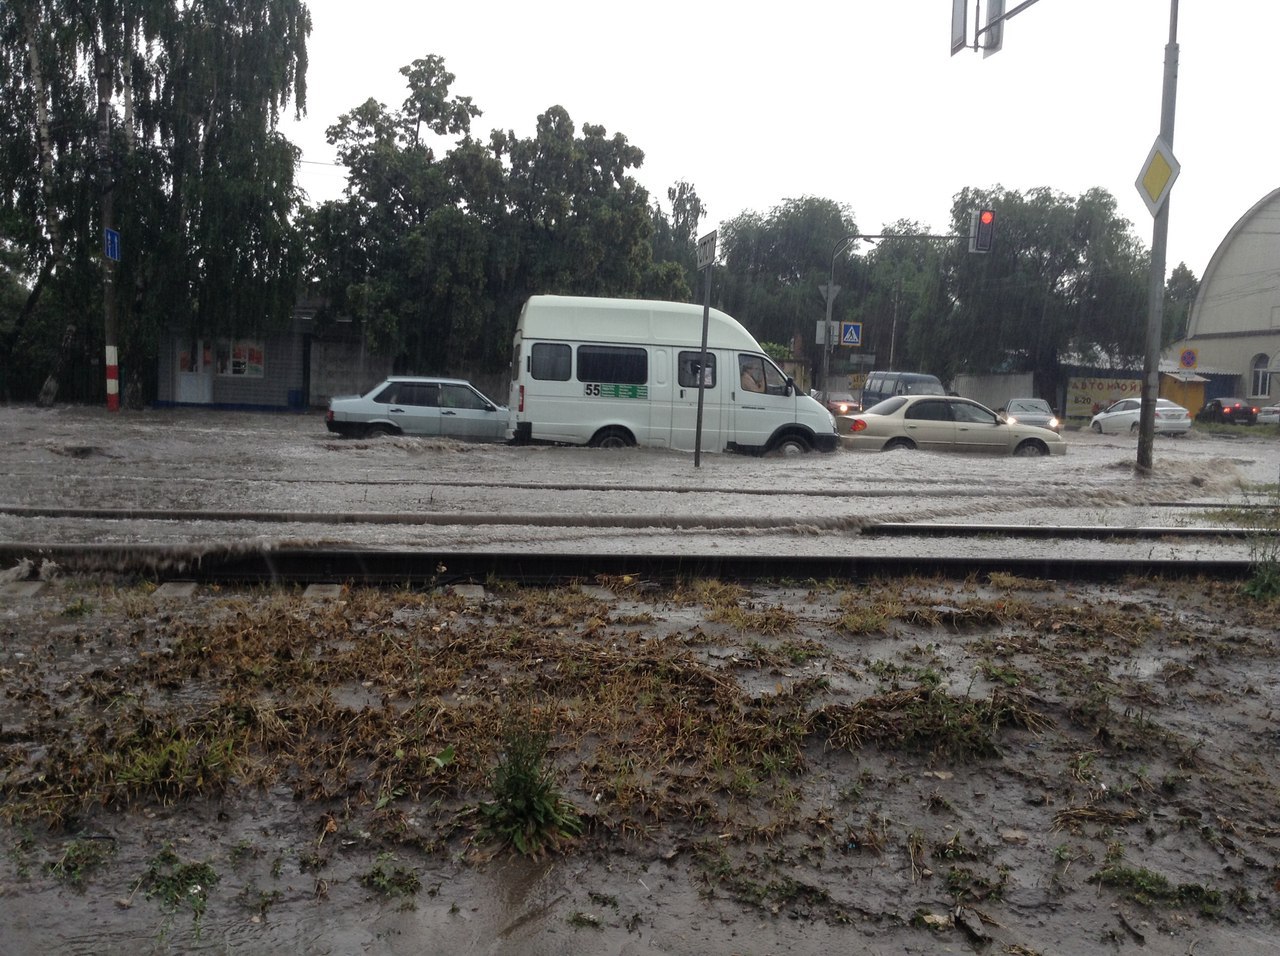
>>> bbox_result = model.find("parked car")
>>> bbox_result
[838,395,1066,456]
[817,390,860,415]
[999,398,1060,433]
[1089,398,1192,435]
[1196,397,1259,425]
[1258,404,1280,425]
[325,377,508,440]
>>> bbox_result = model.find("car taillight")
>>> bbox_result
[325,409,333,422]
[851,418,867,433]
[518,385,525,413]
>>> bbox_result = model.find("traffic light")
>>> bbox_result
[969,208,996,253]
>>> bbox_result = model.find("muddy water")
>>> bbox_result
[1,404,1276,559]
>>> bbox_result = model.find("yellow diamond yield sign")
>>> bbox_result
[1135,137,1180,216]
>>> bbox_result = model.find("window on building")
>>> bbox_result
[530,343,571,381]
[578,345,647,385]
[215,339,265,377]
[1251,354,1271,398]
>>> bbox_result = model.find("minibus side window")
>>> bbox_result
[530,343,571,381]
[679,351,715,388]
[578,345,647,385]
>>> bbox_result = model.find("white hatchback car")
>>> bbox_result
[325,377,508,440]
[1089,398,1192,435]
[1258,404,1280,425]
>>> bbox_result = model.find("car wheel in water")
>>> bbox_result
[1091,421,1103,434]
[1014,440,1048,457]
[366,424,394,438]
[591,428,633,450]
[771,435,811,457]
[883,438,915,452]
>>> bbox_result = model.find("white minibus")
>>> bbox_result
[507,295,838,455]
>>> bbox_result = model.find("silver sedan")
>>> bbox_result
[838,395,1067,456]
[325,377,508,440]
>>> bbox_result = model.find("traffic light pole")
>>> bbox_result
[1137,1,1179,473]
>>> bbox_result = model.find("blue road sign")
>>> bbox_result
[841,322,862,346]
[104,228,121,262]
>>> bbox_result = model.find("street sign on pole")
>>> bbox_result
[841,322,862,347]
[1135,137,1180,217]
[696,231,717,271]
[104,228,121,262]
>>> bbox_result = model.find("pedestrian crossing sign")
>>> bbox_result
[841,322,862,347]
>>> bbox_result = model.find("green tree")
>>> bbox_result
[856,219,947,373]
[308,56,669,373]
[932,185,1147,389]
[1163,262,1199,343]
[718,196,858,372]
[648,179,701,298]
[0,0,310,402]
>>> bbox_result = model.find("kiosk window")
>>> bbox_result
[530,343,571,381]
[578,345,647,385]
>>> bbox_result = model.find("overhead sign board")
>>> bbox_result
[951,0,967,55]
[1135,137,1180,217]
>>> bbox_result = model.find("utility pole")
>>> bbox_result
[1136,1,1179,472]
[96,49,120,412]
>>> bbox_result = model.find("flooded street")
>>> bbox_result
[1,405,1279,955]
[1,403,1276,561]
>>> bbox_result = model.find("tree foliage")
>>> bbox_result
[304,56,694,374]
[716,196,858,374]
[0,0,310,401]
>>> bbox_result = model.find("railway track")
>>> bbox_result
[0,514,1265,584]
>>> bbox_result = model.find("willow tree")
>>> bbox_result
[933,185,1147,389]
[0,0,310,402]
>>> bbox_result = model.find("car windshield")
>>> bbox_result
[1008,400,1050,414]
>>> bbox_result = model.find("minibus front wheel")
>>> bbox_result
[590,427,635,450]
[770,434,812,457]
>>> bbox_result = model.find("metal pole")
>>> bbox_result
[694,260,712,468]
[1137,0,1178,473]
[822,249,836,396]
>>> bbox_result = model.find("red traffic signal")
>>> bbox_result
[970,208,996,253]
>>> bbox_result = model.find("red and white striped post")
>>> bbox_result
[105,345,119,411]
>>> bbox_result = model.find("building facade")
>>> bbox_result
[1169,187,1280,405]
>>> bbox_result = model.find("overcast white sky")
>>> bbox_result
[282,1,1278,280]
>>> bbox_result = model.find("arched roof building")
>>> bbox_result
[1171,188,1280,403]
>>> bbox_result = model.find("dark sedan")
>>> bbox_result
[1196,398,1259,425]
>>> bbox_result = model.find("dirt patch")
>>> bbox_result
[1,572,1278,954]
